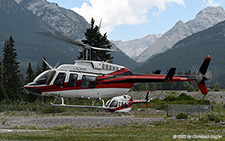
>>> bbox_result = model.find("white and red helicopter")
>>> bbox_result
[24,32,211,113]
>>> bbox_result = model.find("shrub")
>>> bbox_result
[187,85,195,92]
[42,107,67,114]
[176,113,188,119]
[204,112,224,123]
[177,93,194,101]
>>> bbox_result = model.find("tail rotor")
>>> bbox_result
[195,56,211,94]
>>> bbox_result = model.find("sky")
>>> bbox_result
[47,0,225,41]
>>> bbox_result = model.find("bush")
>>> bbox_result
[42,106,67,114]
[214,82,220,91]
[204,112,224,123]
[164,93,210,105]
[177,93,194,101]
[176,113,188,119]
[187,85,195,92]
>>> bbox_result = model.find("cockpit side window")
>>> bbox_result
[54,73,66,86]
[68,73,78,87]
[81,75,96,88]
[109,100,118,108]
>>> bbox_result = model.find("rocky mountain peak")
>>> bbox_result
[196,6,224,17]
[15,0,89,40]
[136,6,225,63]
[111,34,162,59]
[186,6,225,33]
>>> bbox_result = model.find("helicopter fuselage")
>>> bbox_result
[24,57,211,100]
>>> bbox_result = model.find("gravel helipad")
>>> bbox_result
[0,116,165,129]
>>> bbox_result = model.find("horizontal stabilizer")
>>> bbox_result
[165,68,176,80]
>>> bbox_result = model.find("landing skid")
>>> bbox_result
[48,97,105,109]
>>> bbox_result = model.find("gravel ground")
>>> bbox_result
[0,116,165,129]
[0,91,223,131]
[129,91,225,104]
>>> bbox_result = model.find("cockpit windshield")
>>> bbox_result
[109,100,118,108]
[105,100,111,107]
[34,70,56,85]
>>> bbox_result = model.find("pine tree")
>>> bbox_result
[25,62,35,83]
[35,63,43,77]
[2,36,22,102]
[0,58,7,101]
[78,18,113,61]
[25,62,39,102]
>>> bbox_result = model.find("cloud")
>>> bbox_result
[72,0,185,34]
[203,0,222,7]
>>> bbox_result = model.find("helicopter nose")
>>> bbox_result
[24,83,42,95]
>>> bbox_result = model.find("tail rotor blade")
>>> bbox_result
[196,56,212,94]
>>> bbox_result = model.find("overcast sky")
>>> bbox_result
[47,0,225,41]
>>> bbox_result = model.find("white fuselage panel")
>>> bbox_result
[42,88,130,99]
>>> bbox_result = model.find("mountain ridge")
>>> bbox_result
[136,6,225,63]
[134,19,225,86]
[111,34,162,59]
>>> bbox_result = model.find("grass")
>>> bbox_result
[0,115,224,141]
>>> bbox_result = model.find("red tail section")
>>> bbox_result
[197,56,211,94]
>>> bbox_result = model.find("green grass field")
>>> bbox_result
[0,115,224,141]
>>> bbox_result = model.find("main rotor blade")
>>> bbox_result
[89,45,115,51]
[37,31,117,51]
[37,31,86,47]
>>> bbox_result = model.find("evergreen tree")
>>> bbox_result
[78,18,113,61]
[25,62,35,83]
[0,58,7,101]
[35,63,43,77]
[25,62,39,102]
[214,82,220,91]
[2,36,22,102]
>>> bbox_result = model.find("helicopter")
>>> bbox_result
[49,90,152,114]
[23,32,212,112]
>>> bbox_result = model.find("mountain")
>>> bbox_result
[0,0,82,65]
[0,0,138,72]
[134,19,225,86]
[15,0,89,39]
[136,6,225,63]
[111,34,162,59]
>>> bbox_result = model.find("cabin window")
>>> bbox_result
[81,75,96,88]
[68,74,78,87]
[54,73,66,86]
